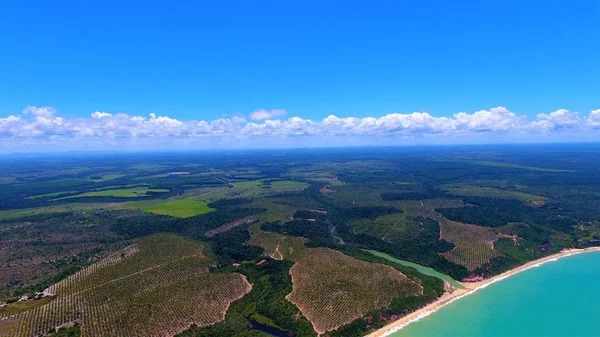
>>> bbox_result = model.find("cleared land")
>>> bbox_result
[204,216,257,237]
[474,161,575,172]
[443,185,546,202]
[142,199,215,218]
[0,203,103,220]
[248,224,307,261]
[286,248,422,334]
[25,192,73,200]
[270,181,308,191]
[0,234,251,337]
[55,187,169,200]
[86,174,128,182]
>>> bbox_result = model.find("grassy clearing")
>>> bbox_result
[0,234,251,337]
[55,187,169,200]
[326,184,383,205]
[233,180,307,191]
[248,223,307,261]
[25,191,74,200]
[143,199,215,218]
[130,164,169,171]
[235,181,263,187]
[244,199,296,222]
[270,180,308,191]
[443,185,547,201]
[0,297,54,315]
[474,161,575,172]
[281,170,338,183]
[197,180,308,204]
[86,174,128,182]
[286,248,422,334]
[0,203,101,220]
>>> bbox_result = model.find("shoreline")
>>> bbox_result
[366,246,600,337]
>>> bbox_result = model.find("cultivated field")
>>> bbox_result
[286,248,422,334]
[55,187,169,200]
[473,161,575,172]
[440,219,502,271]
[352,213,423,243]
[0,234,251,337]
[142,199,215,218]
[1,147,593,336]
[442,184,546,203]
[86,174,128,182]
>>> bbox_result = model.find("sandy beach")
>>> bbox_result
[366,246,600,337]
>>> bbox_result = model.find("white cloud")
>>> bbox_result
[530,109,582,132]
[588,109,600,128]
[91,111,112,119]
[22,106,56,117]
[249,108,286,120]
[1,105,600,152]
[453,106,524,132]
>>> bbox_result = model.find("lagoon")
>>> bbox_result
[365,250,463,289]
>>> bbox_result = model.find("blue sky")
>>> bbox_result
[1,1,599,152]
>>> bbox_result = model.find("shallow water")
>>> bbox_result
[365,250,463,288]
[391,252,600,337]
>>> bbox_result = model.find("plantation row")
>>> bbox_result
[0,234,251,337]
[440,219,502,271]
[286,248,423,334]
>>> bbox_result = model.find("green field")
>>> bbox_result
[443,185,547,201]
[25,191,74,200]
[143,199,215,218]
[55,187,169,200]
[86,174,128,182]
[234,180,307,191]
[235,180,263,187]
[0,203,101,220]
[474,161,575,173]
[270,180,308,191]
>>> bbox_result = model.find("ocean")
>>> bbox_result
[391,252,600,337]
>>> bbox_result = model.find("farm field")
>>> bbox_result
[25,192,74,200]
[351,213,422,243]
[0,203,103,220]
[1,146,598,336]
[286,248,422,334]
[86,174,128,182]
[55,187,169,200]
[439,220,502,271]
[0,234,251,337]
[142,199,215,218]
[442,184,546,202]
[473,160,576,172]
[270,180,308,191]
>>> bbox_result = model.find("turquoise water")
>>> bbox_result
[391,252,600,337]
[365,250,464,289]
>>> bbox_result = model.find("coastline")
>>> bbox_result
[366,246,600,337]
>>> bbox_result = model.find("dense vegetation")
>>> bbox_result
[2,145,600,336]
